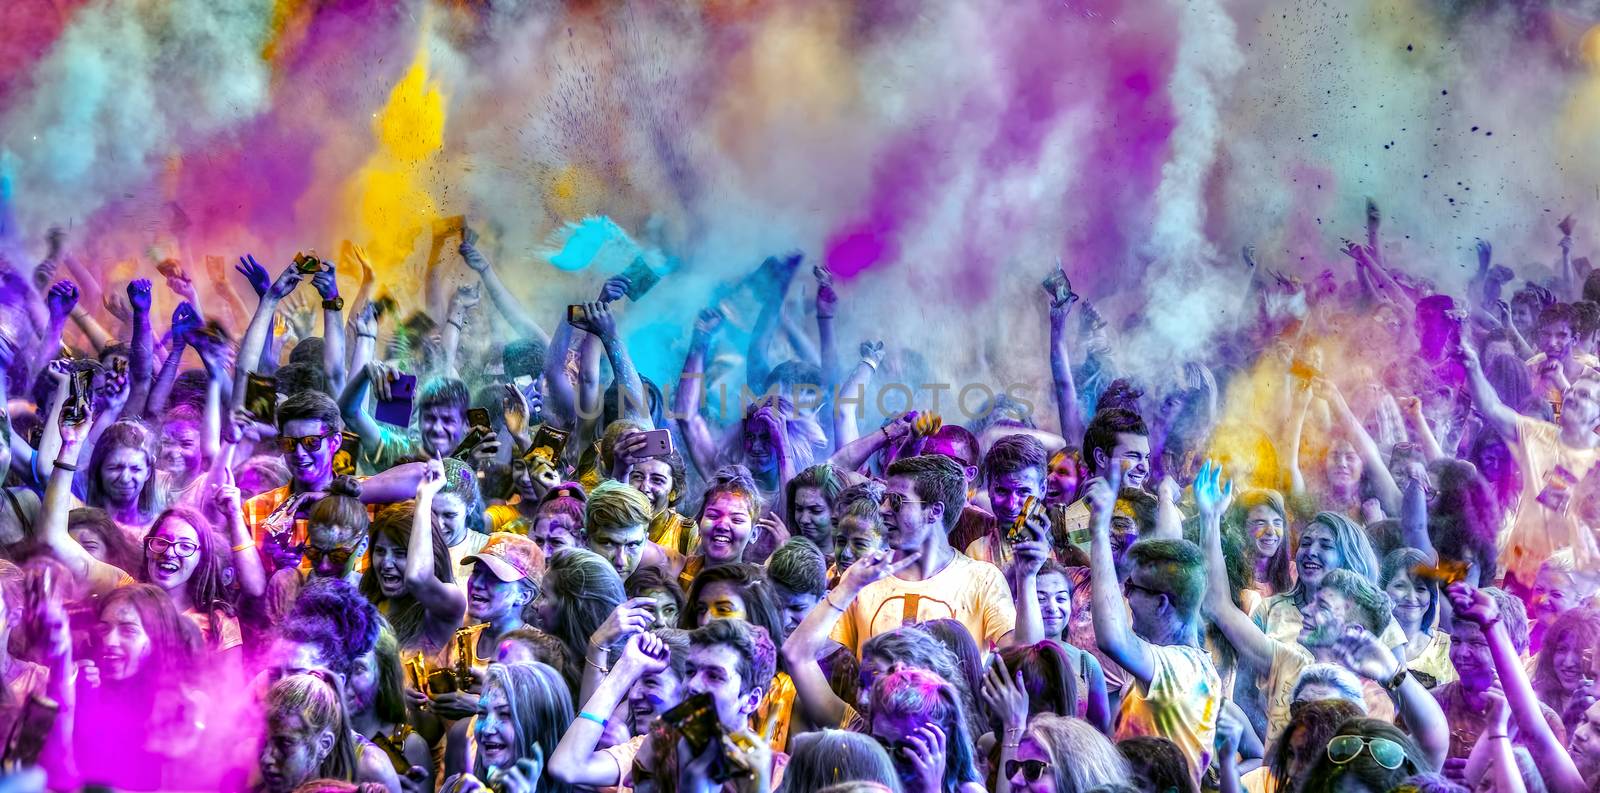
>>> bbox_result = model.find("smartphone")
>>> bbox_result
[634,428,673,458]
[621,257,662,301]
[513,374,535,392]
[293,252,324,274]
[244,372,278,425]
[374,374,417,427]
[532,424,571,459]
[1041,268,1072,305]
[1537,465,1580,514]
[567,304,587,325]
[663,693,723,754]
[61,369,92,425]
[467,408,492,431]
[333,431,360,476]
[1006,496,1038,545]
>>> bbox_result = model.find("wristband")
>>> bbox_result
[52,460,77,473]
[1384,666,1410,692]
[232,540,257,553]
[448,319,464,331]
[1485,733,1508,741]
[861,358,879,371]
[578,711,608,728]
[357,332,377,340]
[322,297,344,312]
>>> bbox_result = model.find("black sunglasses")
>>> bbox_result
[1004,759,1050,782]
[280,431,335,454]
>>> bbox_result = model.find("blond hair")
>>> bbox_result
[585,480,652,533]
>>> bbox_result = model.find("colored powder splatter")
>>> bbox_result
[344,37,447,284]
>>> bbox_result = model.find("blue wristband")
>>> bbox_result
[578,711,607,728]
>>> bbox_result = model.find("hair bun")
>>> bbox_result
[328,475,363,499]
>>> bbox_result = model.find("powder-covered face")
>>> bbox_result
[627,458,674,514]
[157,419,204,478]
[99,445,150,508]
[701,493,755,564]
[791,486,832,547]
[475,683,518,770]
[259,711,331,793]
[528,514,579,559]
[1035,571,1073,640]
[96,601,152,682]
[144,516,202,594]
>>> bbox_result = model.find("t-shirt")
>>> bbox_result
[184,607,244,652]
[649,509,699,557]
[1112,643,1221,787]
[1434,680,1566,760]
[948,505,996,554]
[1260,638,1395,747]
[1501,413,1600,581]
[599,734,646,792]
[829,553,1016,655]
[1407,629,1456,688]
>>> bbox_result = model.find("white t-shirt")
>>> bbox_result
[1113,643,1221,787]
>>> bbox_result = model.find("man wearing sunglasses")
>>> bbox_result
[1085,462,1217,788]
[242,391,425,572]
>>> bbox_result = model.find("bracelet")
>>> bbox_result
[1002,742,1020,749]
[578,711,608,728]
[232,540,257,552]
[1485,733,1508,741]
[52,460,77,473]
[357,332,377,340]
[448,319,464,331]
[1384,666,1410,692]
[824,593,848,612]
[861,358,878,371]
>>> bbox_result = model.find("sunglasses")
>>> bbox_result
[302,545,358,568]
[1122,579,1165,600]
[279,432,335,454]
[1004,759,1050,783]
[1327,735,1408,770]
[145,536,200,558]
[882,492,925,512]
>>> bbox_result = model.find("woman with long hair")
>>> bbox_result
[1296,719,1429,793]
[443,662,574,793]
[81,418,165,543]
[1244,698,1364,793]
[779,730,902,793]
[345,628,432,781]
[531,548,625,683]
[1380,548,1453,686]
[358,482,465,657]
[1002,714,1129,793]
[258,672,359,793]
[1532,608,1600,721]
[1007,560,1109,731]
[1225,489,1293,599]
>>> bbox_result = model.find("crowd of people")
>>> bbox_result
[0,205,1598,793]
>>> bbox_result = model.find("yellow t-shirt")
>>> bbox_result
[1113,643,1220,789]
[1501,413,1600,581]
[829,553,1016,655]
[649,509,699,557]
[755,671,796,755]
[1407,629,1456,687]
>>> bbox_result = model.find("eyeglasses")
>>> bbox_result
[1327,735,1408,770]
[145,536,200,558]
[302,545,357,568]
[1122,579,1164,600]
[882,492,925,512]
[279,432,334,454]
[1004,759,1050,783]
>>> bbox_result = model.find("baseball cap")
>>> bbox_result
[465,532,545,583]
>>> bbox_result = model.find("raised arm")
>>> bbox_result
[311,265,348,394]
[828,412,913,474]
[1194,463,1276,670]
[1397,396,1445,463]
[440,285,475,380]
[31,281,79,385]
[815,267,839,448]
[124,279,156,417]
[1086,465,1157,683]
[1397,475,1437,564]
[1049,296,1085,446]
[1313,379,1402,513]
[144,302,200,420]
[540,319,579,430]
[1332,627,1450,770]
[406,460,469,625]
[832,342,883,448]
[745,253,802,392]
[346,303,378,385]
[460,225,548,346]
[231,258,303,415]
[337,362,390,454]
[675,309,724,480]
[35,403,124,595]
[1457,341,1521,441]
[1283,383,1312,495]
[212,465,266,598]
[550,633,670,788]
[781,550,922,729]
[1560,216,1577,300]
[573,293,648,425]
[1447,582,1587,793]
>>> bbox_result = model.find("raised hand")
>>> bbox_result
[978,652,1029,733]
[1193,459,1234,520]
[598,275,630,304]
[1476,239,1493,269]
[860,340,886,367]
[902,723,949,793]
[1560,215,1577,241]
[46,280,79,320]
[616,631,672,676]
[236,255,271,298]
[312,267,340,302]
[417,457,447,498]
[127,279,153,313]
[1332,624,1399,682]
[571,301,616,340]
[103,289,132,324]
[693,307,724,338]
[171,302,201,341]
[1446,581,1500,628]
[591,597,657,650]
[839,548,923,594]
[815,264,837,319]
[267,264,304,302]
[353,302,379,339]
